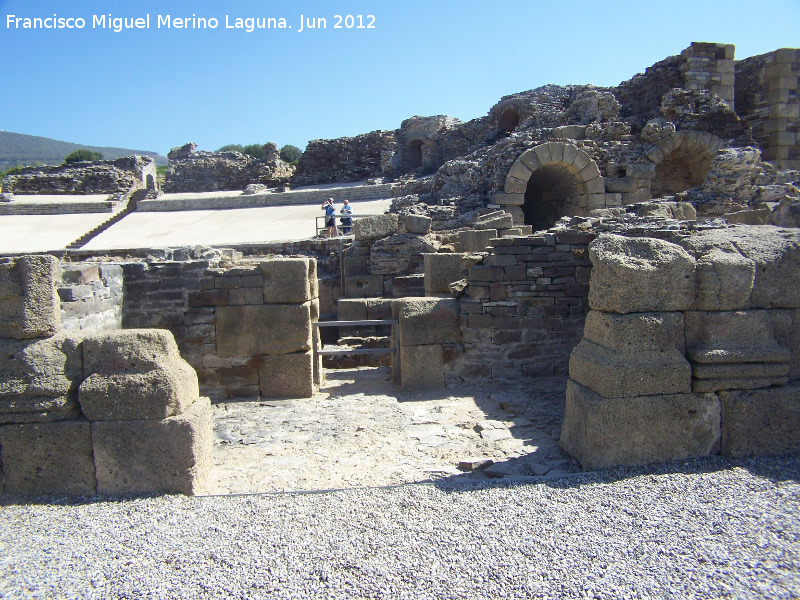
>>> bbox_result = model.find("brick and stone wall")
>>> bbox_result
[58,263,123,331]
[735,49,800,171]
[0,255,211,496]
[560,227,800,469]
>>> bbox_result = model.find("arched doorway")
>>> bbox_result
[648,131,723,198]
[498,109,520,134]
[523,165,579,230]
[407,139,423,170]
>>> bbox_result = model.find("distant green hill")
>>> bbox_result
[0,131,168,173]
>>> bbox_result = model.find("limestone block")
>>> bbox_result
[424,253,469,295]
[259,258,312,304]
[259,352,314,399]
[0,255,60,339]
[61,265,100,285]
[508,161,532,182]
[546,142,564,164]
[551,125,587,140]
[719,384,800,457]
[80,329,199,421]
[506,206,524,225]
[694,249,755,311]
[771,309,800,381]
[475,214,513,230]
[459,229,497,252]
[344,255,369,277]
[588,234,696,313]
[571,150,592,171]
[533,144,552,165]
[0,419,95,495]
[405,214,432,235]
[559,379,720,470]
[582,310,685,353]
[353,214,398,242]
[494,192,525,205]
[578,177,605,195]
[91,397,213,495]
[216,303,311,357]
[625,163,656,179]
[398,298,461,346]
[308,259,319,300]
[0,333,84,424]
[518,150,542,172]
[685,310,790,364]
[692,376,789,393]
[337,298,368,321]
[345,275,384,298]
[502,177,527,194]
[401,344,444,390]
[569,339,691,398]
[716,227,800,309]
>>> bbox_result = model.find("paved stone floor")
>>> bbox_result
[205,367,579,495]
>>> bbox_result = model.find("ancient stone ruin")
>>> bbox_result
[1,41,799,495]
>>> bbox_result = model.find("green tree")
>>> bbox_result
[64,149,102,163]
[217,144,245,153]
[242,144,265,160]
[279,144,302,163]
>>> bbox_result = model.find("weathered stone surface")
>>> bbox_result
[401,345,444,390]
[685,310,790,364]
[216,304,311,357]
[0,419,95,495]
[0,255,60,339]
[353,214,398,241]
[475,214,514,230]
[91,397,213,495]
[259,258,312,304]
[369,233,439,275]
[692,376,789,393]
[719,384,800,457]
[569,339,691,398]
[0,333,83,424]
[459,229,497,252]
[80,329,199,421]
[405,214,432,235]
[582,310,685,353]
[3,156,154,195]
[559,379,720,469]
[424,253,471,295]
[259,352,314,399]
[771,309,800,381]
[344,275,384,298]
[398,298,461,346]
[588,234,696,313]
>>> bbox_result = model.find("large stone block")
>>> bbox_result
[259,352,314,399]
[400,344,444,390]
[0,419,96,495]
[685,310,790,364]
[559,379,720,470]
[0,255,60,339]
[719,384,800,457]
[345,275,384,298]
[337,298,368,321]
[91,397,213,495]
[459,229,497,252]
[588,234,696,313]
[259,258,312,304]
[80,329,199,421]
[398,298,461,346]
[353,214,398,241]
[569,339,691,398]
[475,214,514,231]
[0,333,84,424]
[216,303,311,357]
[424,253,469,295]
[582,310,685,353]
[771,309,800,381]
[405,214,432,235]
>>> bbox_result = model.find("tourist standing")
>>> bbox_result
[321,197,337,237]
[340,199,353,234]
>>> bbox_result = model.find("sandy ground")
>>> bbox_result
[205,367,579,495]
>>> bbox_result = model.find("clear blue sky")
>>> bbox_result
[1,0,798,156]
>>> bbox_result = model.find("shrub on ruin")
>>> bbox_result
[217,144,245,154]
[280,144,302,163]
[64,149,102,164]
[242,144,265,160]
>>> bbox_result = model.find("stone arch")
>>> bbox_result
[646,131,724,198]
[407,139,424,170]
[497,142,606,227]
[497,108,520,133]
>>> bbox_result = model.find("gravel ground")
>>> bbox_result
[1,454,798,599]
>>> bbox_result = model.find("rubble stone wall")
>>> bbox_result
[0,255,211,496]
[560,227,800,470]
[58,263,123,332]
[292,131,397,186]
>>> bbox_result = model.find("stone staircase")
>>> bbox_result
[66,189,147,249]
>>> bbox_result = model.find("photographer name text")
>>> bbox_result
[5,13,376,33]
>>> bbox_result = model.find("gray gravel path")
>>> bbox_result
[1,455,799,599]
